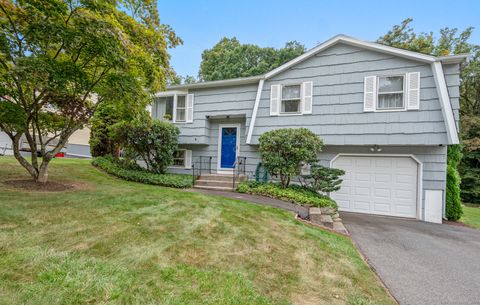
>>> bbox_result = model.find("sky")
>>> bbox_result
[157,0,480,78]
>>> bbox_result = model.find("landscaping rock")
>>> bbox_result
[309,207,322,223]
[320,207,336,215]
[332,213,340,219]
[333,217,342,222]
[333,222,348,234]
[319,215,334,228]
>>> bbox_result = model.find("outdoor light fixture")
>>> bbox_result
[370,145,382,152]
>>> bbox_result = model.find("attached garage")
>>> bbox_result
[331,155,420,218]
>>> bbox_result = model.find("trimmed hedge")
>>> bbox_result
[236,181,337,209]
[446,145,463,221]
[92,157,192,188]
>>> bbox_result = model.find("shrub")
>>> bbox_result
[113,119,180,174]
[259,128,323,187]
[446,145,463,221]
[236,181,337,209]
[92,156,192,188]
[300,164,345,193]
[89,103,122,157]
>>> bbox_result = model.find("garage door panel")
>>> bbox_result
[331,156,418,218]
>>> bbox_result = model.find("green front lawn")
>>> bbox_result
[461,205,480,229]
[0,157,394,305]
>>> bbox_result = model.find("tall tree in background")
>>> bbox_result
[0,0,181,183]
[379,18,480,213]
[199,38,305,81]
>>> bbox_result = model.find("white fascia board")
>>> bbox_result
[154,90,188,97]
[431,61,459,144]
[167,75,263,90]
[246,79,265,144]
[264,35,436,80]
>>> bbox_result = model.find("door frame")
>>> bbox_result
[217,124,241,173]
[330,153,423,220]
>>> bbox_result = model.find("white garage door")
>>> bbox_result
[331,156,418,218]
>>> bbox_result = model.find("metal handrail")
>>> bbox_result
[192,156,213,186]
[232,156,247,189]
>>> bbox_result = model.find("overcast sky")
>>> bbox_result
[157,0,480,78]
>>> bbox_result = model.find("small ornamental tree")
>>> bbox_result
[259,128,323,187]
[301,164,345,193]
[0,0,181,183]
[114,119,180,174]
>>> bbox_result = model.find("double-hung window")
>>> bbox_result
[281,85,301,114]
[176,95,186,122]
[152,93,193,123]
[377,76,405,110]
[172,150,186,167]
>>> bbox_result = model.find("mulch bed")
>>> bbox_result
[3,179,80,192]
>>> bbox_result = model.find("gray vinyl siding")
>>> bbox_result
[443,63,461,130]
[249,42,455,145]
[157,84,258,144]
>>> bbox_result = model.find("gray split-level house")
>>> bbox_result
[151,35,466,223]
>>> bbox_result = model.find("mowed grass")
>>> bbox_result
[0,157,395,305]
[461,205,480,229]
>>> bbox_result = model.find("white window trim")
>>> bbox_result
[153,93,189,123]
[375,74,407,112]
[170,149,186,168]
[279,84,303,116]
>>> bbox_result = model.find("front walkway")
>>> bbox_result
[342,212,480,305]
[187,188,309,218]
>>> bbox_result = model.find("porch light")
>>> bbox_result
[370,145,382,152]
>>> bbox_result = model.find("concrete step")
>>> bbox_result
[195,179,239,188]
[193,185,234,191]
[198,174,246,182]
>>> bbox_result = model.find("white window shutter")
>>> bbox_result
[301,81,313,114]
[364,76,376,112]
[186,94,194,123]
[184,150,192,169]
[270,84,281,115]
[406,72,420,110]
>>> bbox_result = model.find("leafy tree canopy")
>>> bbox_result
[199,38,305,81]
[0,0,181,182]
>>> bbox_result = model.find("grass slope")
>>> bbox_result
[0,157,394,305]
[461,205,480,229]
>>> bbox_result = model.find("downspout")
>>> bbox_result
[246,79,265,144]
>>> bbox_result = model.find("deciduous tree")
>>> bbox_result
[0,0,181,182]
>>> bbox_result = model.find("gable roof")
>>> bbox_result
[167,34,467,90]
[264,34,467,79]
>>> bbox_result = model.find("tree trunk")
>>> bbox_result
[36,160,50,183]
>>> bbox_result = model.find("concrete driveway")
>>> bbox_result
[341,212,480,305]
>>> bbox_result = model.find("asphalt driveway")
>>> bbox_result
[342,212,480,305]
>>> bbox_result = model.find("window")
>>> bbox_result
[172,150,185,167]
[176,95,186,122]
[281,85,301,114]
[377,76,404,110]
[154,96,174,121]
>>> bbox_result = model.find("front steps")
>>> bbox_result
[193,173,246,191]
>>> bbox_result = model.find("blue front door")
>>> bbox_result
[220,127,237,169]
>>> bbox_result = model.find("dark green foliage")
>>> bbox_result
[259,128,323,187]
[301,165,345,193]
[113,119,180,174]
[446,145,463,220]
[459,112,480,204]
[92,156,192,188]
[236,181,337,209]
[89,103,122,157]
[0,101,27,133]
[199,38,305,81]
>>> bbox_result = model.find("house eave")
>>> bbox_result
[166,75,264,90]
